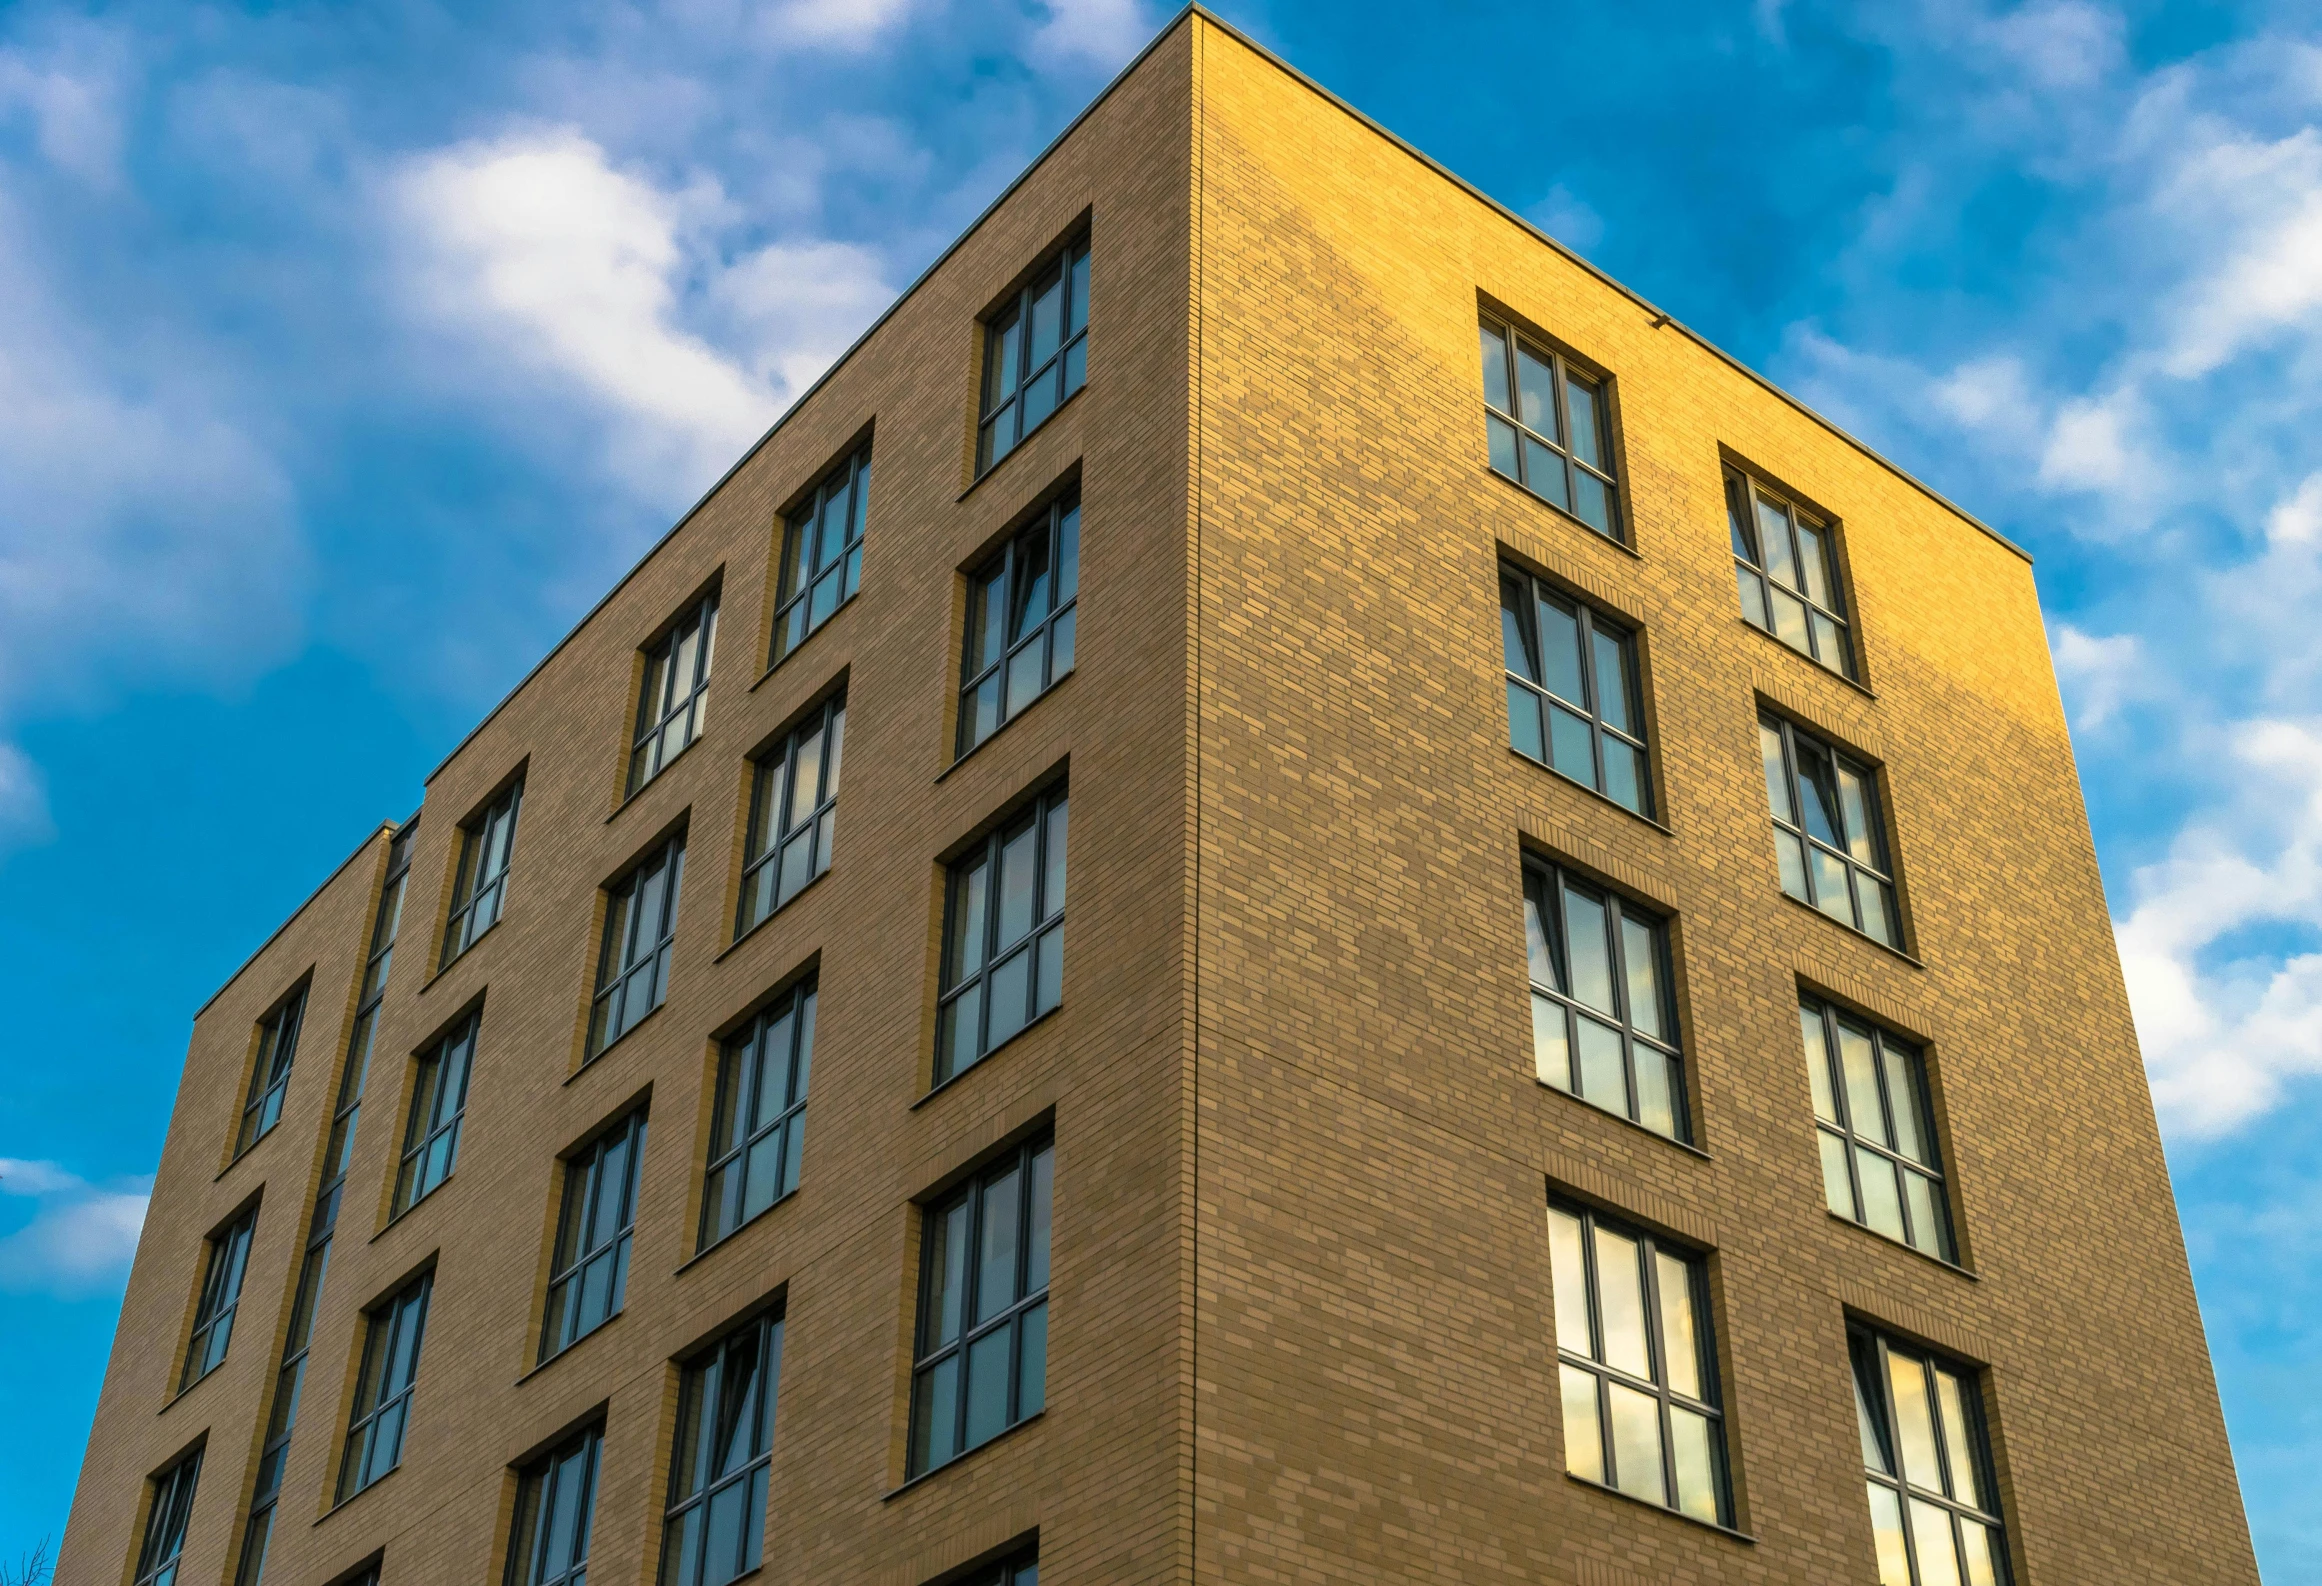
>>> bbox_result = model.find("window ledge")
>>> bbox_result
[714,868,834,965]
[1506,746,1673,837]
[750,595,857,694]
[936,670,1076,785]
[515,1309,625,1386]
[1538,1080,1713,1161]
[217,1133,273,1183]
[1737,617,1879,701]
[672,1188,801,1279]
[369,1180,452,1245]
[911,1005,1060,1111]
[570,1002,663,1079]
[421,917,501,994]
[1775,890,1925,969]
[1826,1210,1977,1280]
[957,386,1088,505]
[882,1410,1047,1500]
[1563,1472,1755,1544]
[606,736,705,824]
[1485,465,1642,561]
[157,1368,212,1417]
[315,1464,399,1526]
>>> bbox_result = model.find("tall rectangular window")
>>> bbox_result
[958,491,1080,757]
[1500,565,1649,815]
[444,782,523,964]
[1729,467,1855,678]
[659,1311,783,1586]
[1524,861,1685,1141]
[237,821,415,1586]
[1548,1199,1728,1526]
[631,595,719,795]
[542,1111,646,1361]
[1761,716,1901,948]
[394,1014,477,1215]
[737,696,844,936]
[1479,318,1619,538]
[977,239,1089,475]
[772,447,869,664]
[960,1548,1039,1586]
[936,789,1067,1086]
[236,988,306,1156]
[1852,1327,2009,1586]
[909,1136,1053,1477]
[1803,1001,1955,1262]
[701,981,815,1250]
[589,837,684,1056]
[506,1424,601,1586]
[338,1271,432,1502]
[181,1208,258,1390]
[134,1451,202,1586]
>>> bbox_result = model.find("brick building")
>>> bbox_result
[59,12,2257,1586]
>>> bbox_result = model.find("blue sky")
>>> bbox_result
[2,0,2317,1574]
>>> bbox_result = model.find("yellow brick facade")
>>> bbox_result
[60,13,2254,1586]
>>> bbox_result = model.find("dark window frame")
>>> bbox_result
[134,1449,203,1586]
[181,1207,259,1391]
[1548,1197,1731,1527]
[505,1423,602,1586]
[1851,1325,2010,1586]
[700,980,816,1251]
[976,238,1090,476]
[658,1309,784,1586]
[957,490,1080,758]
[737,694,845,937]
[541,1110,647,1362]
[1523,859,1687,1142]
[934,787,1068,1087]
[1802,999,1957,1263]
[1479,316,1622,540]
[1728,465,1857,679]
[337,1271,432,1503]
[630,594,720,796]
[443,781,523,965]
[393,1013,478,1215]
[235,987,307,1157]
[1760,714,1903,949]
[953,1546,1040,1586]
[1499,563,1651,816]
[771,446,870,665]
[589,836,686,1057]
[907,1135,1054,1478]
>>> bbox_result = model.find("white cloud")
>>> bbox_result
[2050,624,2143,732]
[0,1158,149,1295]
[761,0,917,50]
[1027,0,1151,71]
[0,24,131,188]
[1982,1,2123,91]
[2158,127,2322,379]
[1526,184,1606,254]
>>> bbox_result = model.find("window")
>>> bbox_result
[1548,1199,1728,1526]
[134,1451,202,1586]
[235,988,306,1155]
[631,595,719,795]
[444,782,523,964]
[1729,467,1855,679]
[1802,1001,1954,1262]
[737,696,844,935]
[1523,861,1685,1141]
[589,837,685,1056]
[958,491,1080,756]
[542,1111,646,1361]
[1500,566,1649,815]
[236,821,414,1586]
[977,239,1089,475]
[1760,716,1901,948]
[935,789,1067,1086]
[659,1311,783,1586]
[772,447,870,664]
[1480,318,1619,537]
[701,981,815,1250]
[909,1136,1053,1477]
[181,1208,257,1390]
[338,1271,432,1502]
[1852,1326,2009,1586]
[506,1425,602,1586]
[955,1548,1039,1586]
[393,1014,477,1215]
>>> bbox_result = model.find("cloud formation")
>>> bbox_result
[0,1158,149,1295]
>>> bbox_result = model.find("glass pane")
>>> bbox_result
[1934,1368,1983,1506]
[1479,323,1511,412]
[928,1201,969,1346]
[1855,1349,1892,1472]
[1050,607,1075,677]
[986,949,1030,1048]
[1911,1499,1966,1586]
[1547,1206,1589,1350]
[1565,375,1604,469]
[1515,343,1561,438]
[1736,565,1770,629]
[1523,876,1560,990]
[1774,830,1808,897]
[1590,628,1631,732]
[1560,1364,1603,1482]
[1725,476,1757,560]
[1838,766,1881,865]
[1027,274,1063,367]
[1813,847,1855,924]
[1869,1484,1912,1586]
[1532,994,1570,1089]
[1043,798,1068,916]
[1670,1406,1719,1523]
[1021,362,1057,431]
[1760,723,1795,823]
[1795,740,1843,845]
[1866,882,1900,947]
[1858,1147,1906,1240]
[1521,435,1569,509]
[986,313,1019,409]
[1035,925,1063,1015]
[1619,917,1663,1039]
[1634,1049,1676,1138]
[1655,1251,1700,1399]
[1820,1130,1856,1216]
[1487,414,1520,477]
[977,1166,1023,1323]
[700,1481,743,1585]
[1902,1171,1944,1259]
[1882,1046,1929,1161]
[1572,471,1613,534]
[1016,1301,1048,1418]
[1755,496,1799,586]
[1576,1018,1626,1111]
[1886,1350,1940,1485]
[1500,576,1538,682]
[807,566,840,627]
[1507,681,1544,761]
[1562,889,1614,1014]
[1027,1146,1054,1291]
[1601,739,1644,814]
[1606,1382,1666,1505]
[998,823,1037,946]
[964,1327,1013,1448]
[1959,1519,2001,1586]
[1811,610,1845,668]
[949,860,988,981]
[1795,519,1834,605]
[1537,595,1585,704]
[939,986,981,1078]
[1548,706,1596,785]
[911,1356,958,1472]
[1593,1227,1650,1378]
[1800,1006,1836,1120]
[1006,640,1045,717]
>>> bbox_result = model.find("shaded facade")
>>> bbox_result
[61,13,2255,1586]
